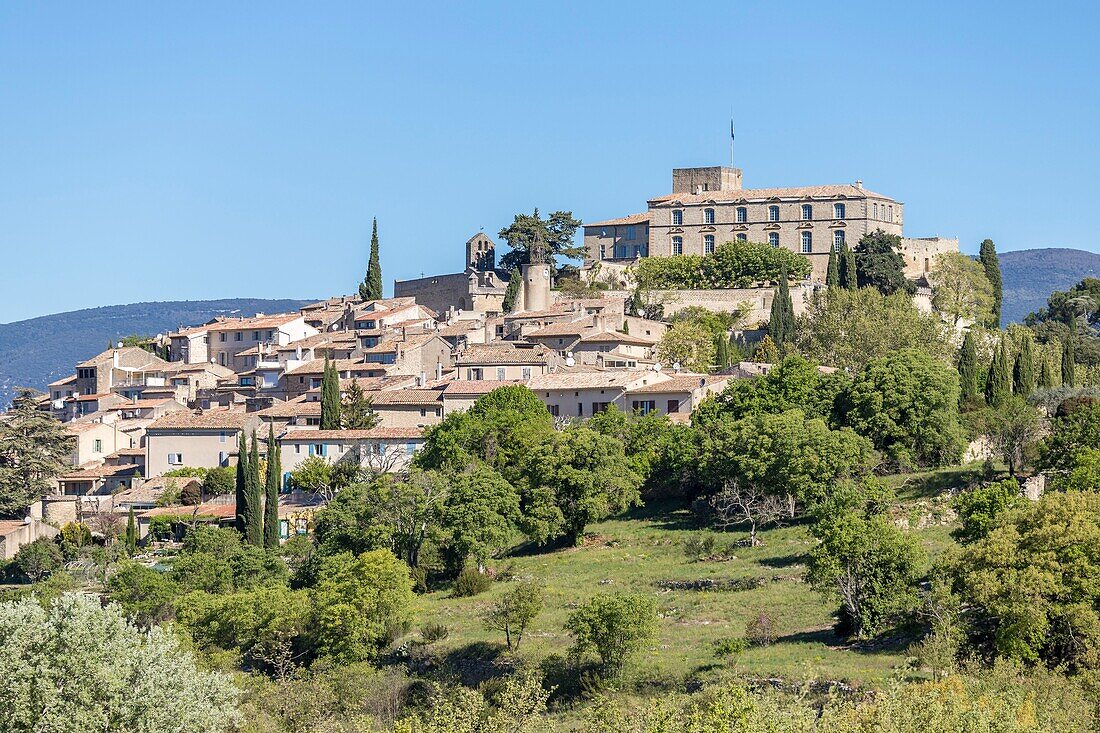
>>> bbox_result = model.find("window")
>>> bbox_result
[672,210,683,225]
[577,403,583,417]
[599,244,605,259]
[768,232,780,247]
[592,402,610,414]
[833,230,845,251]
[218,353,227,366]
[548,404,560,417]
[736,233,747,242]
[496,367,506,381]
[406,442,418,455]
[251,331,259,341]
[834,203,846,219]
[219,451,228,466]
[219,431,227,443]
[873,202,879,219]
[736,206,747,223]
[801,231,813,253]
[235,332,242,342]
[672,236,683,255]
[266,330,274,340]
[801,204,813,221]
[768,205,780,222]
[704,208,715,224]
[704,235,715,254]
[93,439,102,453]
[888,205,894,222]
[167,453,183,465]
[625,226,635,240]
[667,399,680,414]
[219,333,226,342]
[631,400,657,415]
[521,367,532,380]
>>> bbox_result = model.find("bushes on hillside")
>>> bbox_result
[635,241,810,290]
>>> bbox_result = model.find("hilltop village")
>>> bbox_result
[3,164,961,549]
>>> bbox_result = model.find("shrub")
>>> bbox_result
[681,533,718,561]
[452,567,493,598]
[635,241,810,290]
[482,580,543,651]
[420,622,450,643]
[566,592,658,677]
[12,538,63,583]
[713,637,748,657]
[744,611,777,647]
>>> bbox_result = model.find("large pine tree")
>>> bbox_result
[958,330,979,403]
[0,390,74,517]
[320,356,342,430]
[359,218,383,302]
[768,266,795,351]
[978,239,1003,327]
[245,431,263,546]
[234,432,248,536]
[264,424,281,549]
[1013,333,1036,396]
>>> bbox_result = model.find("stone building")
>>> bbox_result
[584,166,957,281]
[394,232,512,315]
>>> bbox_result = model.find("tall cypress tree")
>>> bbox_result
[727,333,740,366]
[1039,355,1055,389]
[235,432,248,536]
[320,356,342,430]
[840,243,857,290]
[359,218,383,302]
[958,330,979,403]
[826,247,840,289]
[244,431,263,546]
[1013,334,1036,396]
[986,340,1012,406]
[768,266,795,351]
[1063,336,1076,388]
[715,334,730,369]
[125,507,137,554]
[978,239,1003,327]
[264,424,281,549]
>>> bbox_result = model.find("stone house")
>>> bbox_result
[144,409,261,477]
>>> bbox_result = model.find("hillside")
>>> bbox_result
[0,298,314,408]
[1000,247,1100,324]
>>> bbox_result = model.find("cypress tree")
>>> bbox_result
[978,239,1003,327]
[958,330,978,403]
[753,335,779,364]
[715,334,730,369]
[768,266,795,350]
[1063,336,1076,388]
[985,341,1012,406]
[264,424,281,549]
[1013,334,1036,396]
[320,356,342,430]
[1039,355,1055,389]
[235,432,248,536]
[125,507,137,553]
[245,431,263,546]
[360,218,383,301]
[841,243,858,290]
[503,269,521,313]
[728,333,739,366]
[826,247,840,289]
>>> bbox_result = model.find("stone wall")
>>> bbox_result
[603,283,816,325]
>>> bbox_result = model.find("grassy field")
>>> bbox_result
[408,475,969,704]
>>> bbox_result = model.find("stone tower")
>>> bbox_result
[465,232,496,272]
[518,262,552,313]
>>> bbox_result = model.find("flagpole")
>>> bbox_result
[730,118,735,168]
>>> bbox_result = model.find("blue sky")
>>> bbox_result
[1,1,1098,323]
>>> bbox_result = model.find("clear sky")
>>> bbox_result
[2,1,1098,323]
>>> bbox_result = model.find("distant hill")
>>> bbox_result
[1000,248,1100,325]
[0,298,314,408]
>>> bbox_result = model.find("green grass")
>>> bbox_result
[409,499,947,693]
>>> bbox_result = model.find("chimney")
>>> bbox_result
[435,362,443,381]
[855,179,863,189]
[418,371,426,387]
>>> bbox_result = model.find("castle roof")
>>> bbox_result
[647,183,896,207]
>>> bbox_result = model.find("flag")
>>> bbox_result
[730,119,735,141]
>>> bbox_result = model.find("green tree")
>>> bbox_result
[567,591,658,677]
[107,561,178,626]
[710,354,850,423]
[392,671,548,733]
[808,513,924,638]
[176,585,308,657]
[656,321,716,372]
[951,491,1100,668]
[245,431,264,546]
[469,384,549,418]
[308,549,415,663]
[202,465,234,497]
[0,594,238,732]
[767,264,796,350]
[0,390,74,517]
[826,246,840,288]
[320,356,342,430]
[980,396,1042,477]
[1038,399,1100,473]
[264,424,281,549]
[359,217,383,301]
[840,348,967,469]
[1039,353,1056,389]
[752,334,779,363]
[952,478,1024,544]
[797,288,952,371]
[289,455,335,499]
[12,537,63,583]
[342,379,380,429]
[840,240,857,290]
[978,238,1003,327]
[855,230,914,296]
[502,269,521,313]
[1062,335,1076,387]
[715,332,730,369]
[482,581,543,652]
[235,432,249,536]
[125,507,137,554]
[930,251,995,328]
[522,426,641,545]
[1013,332,1037,396]
[440,467,520,570]
[498,209,583,272]
[958,330,980,404]
[985,339,1013,406]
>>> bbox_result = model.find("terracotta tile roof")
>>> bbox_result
[140,501,237,519]
[65,421,110,434]
[169,323,213,338]
[648,183,895,206]
[285,358,368,376]
[206,313,301,332]
[77,347,170,370]
[0,520,32,537]
[47,375,77,387]
[456,343,551,365]
[71,393,114,402]
[275,333,356,352]
[304,375,418,395]
[438,322,482,337]
[107,447,146,457]
[525,322,593,339]
[627,374,729,394]
[580,330,657,346]
[280,427,425,440]
[528,371,659,390]
[256,397,321,418]
[585,212,651,228]
[368,389,444,406]
[108,398,179,410]
[59,463,142,480]
[442,380,525,396]
[351,297,419,314]
[147,409,254,431]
